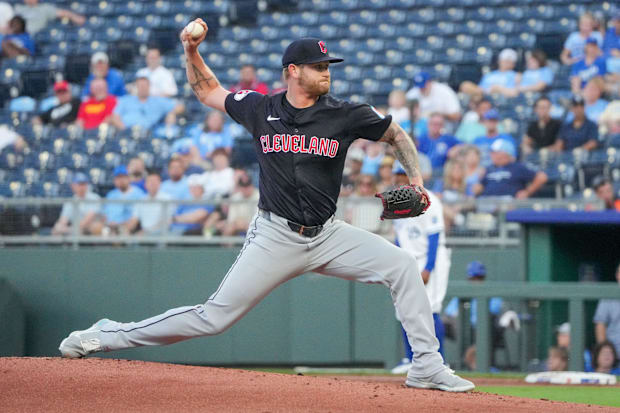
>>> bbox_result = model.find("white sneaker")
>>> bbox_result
[390,358,413,374]
[406,367,475,392]
[58,318,111,358]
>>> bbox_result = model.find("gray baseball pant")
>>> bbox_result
[98,210,444,377]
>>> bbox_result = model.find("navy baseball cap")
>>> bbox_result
[282,38,344,68]
[413,72,431,88]
[585,37,598,45]
[467,261,487,278]
[483,108,500,121]
[72,172,89,184]
[113,165,128,177]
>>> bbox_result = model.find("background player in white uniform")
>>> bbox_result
[391,161,450,374]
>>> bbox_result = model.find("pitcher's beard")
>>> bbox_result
[300,76,330,96]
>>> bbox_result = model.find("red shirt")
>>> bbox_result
[230,80,269,95]
[77,95,117,129]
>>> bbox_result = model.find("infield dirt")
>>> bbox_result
[0,357,616,412]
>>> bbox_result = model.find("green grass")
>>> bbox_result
[477,385,620,408]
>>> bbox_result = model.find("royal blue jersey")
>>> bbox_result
[480,162,538,197]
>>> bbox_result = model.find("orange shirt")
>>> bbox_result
[77,95,117,129]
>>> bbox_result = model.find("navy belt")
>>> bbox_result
[259,210,331,237]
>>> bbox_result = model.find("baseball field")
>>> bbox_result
[1,358,618,412]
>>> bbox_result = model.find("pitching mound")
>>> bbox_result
[0,358,614,412]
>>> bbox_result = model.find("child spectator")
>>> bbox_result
[14,0,84,35]
[76,78,117,130]
[82,52,126,98]
[561,12,603,65]
[591,341,620,375]
[570,39,606,93]
[33,80,81,127]
[474,139,548,199]
[0,16,34,58]
[546,346,568,371]
[557,96,599,151]
[521,96,562,155]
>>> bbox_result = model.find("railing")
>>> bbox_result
[446,281,620,372]
[0,197,602,247]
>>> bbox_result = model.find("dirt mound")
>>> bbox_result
[0,358,614,412]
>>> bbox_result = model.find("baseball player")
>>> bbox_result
[59,19,473,392]
[390,161,450,374]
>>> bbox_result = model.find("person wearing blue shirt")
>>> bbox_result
[517,50,554,94]
[558,96,600,151]
[108,71,184,131]
[103,165,146,232]
[82,52,126,97]
[416,113,460,169]
[602,13,620,58]
[566,78,609,124]
[170,174,213,235]
[472,109,517,167]
[0,16,35,57]
[461,48,519,98]
[190,111,234,159]
[474,139,548,199]
[160,158,191,200]
[561,13,603,65]
[570,38,607,92]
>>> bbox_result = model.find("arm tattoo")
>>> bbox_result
[380,122,421,181]
[189,63,214,93]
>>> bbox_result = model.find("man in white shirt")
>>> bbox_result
[138,47,178,98]
[126,170,173,235]
[52,173,103,235]
[14,0,84,35]
[406,72,461,123]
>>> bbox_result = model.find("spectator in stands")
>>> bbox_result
[127,157,147,192]
[108,71,184,131]
[206,171,259,237]
[341,147,364,197]
[170,142,204,176]
[594,262,620,357]
[561,12,603,65]
[598,100,620,137]
[33,80,80,127]
[416,113,460,169]
[387,89,409,125]
[570,38,607,93]
[592,341,620,375]
[455,98,494,144]
[126,170,172,235]
[557,96,599,151]
[0,16,35,58]
[361,141,385,175]
[138,46,178,98]
[75,78,117,130]
[14,0,84,36]
[170,174,213,235]
[473,109,517,166]
[521,96,562,156]
[405,72,460,123]
[434,159,471,202]
[52,172,102,236]
[190,111,234,159]
[474,139,548,199]
[603,12,620,58]
[592,176,620,211]
[102,165,145,235]
[0,2,14,35]
[230,64,269,95]
[160,157,190,200]
[202,148,235,201]
[460,144,485,192]
[82,52,126,98]
[546,347,568,371]
[460,48,518,98]
[376,156,395,193]
[580,77,608,124]
[516,50,554,94]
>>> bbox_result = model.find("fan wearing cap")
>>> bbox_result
[33,80,81,127]
[460,48,518,98]
[570,37,607,93]
[102,165,146,235]
[557,95,600,152]
[52,172,103,236]
[107,69,184,131]
[405,72,461,123]
[58,19,475,393]
[473,139,547,199]
[82,52,127,98]
[472,109,517,167]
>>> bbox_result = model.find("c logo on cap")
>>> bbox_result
[318,40,327,54]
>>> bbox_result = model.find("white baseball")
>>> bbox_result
[186,21,205,39]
